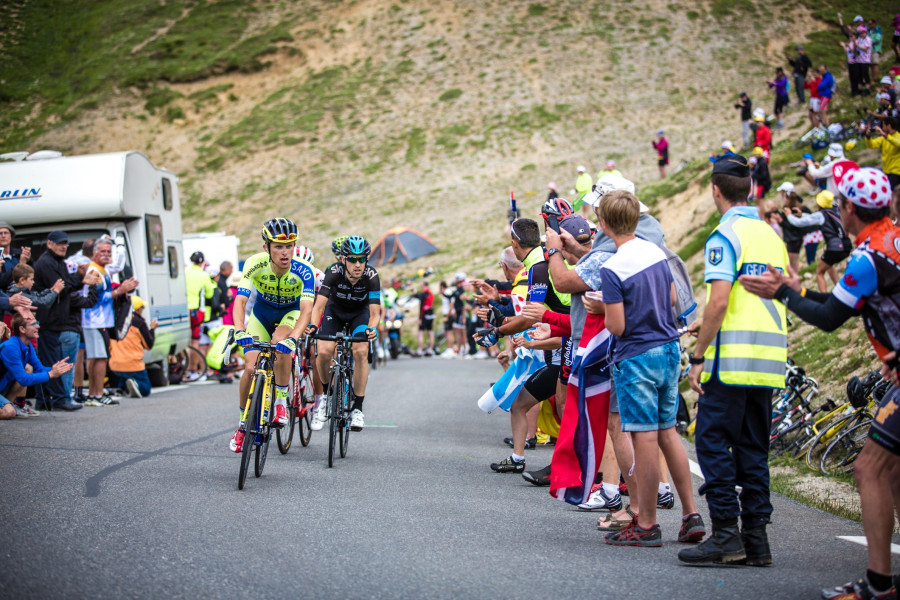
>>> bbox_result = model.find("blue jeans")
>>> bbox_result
[59,330,80,399]
[113,370,151,397]
[612,340,680,432]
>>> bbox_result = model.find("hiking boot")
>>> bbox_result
[736,525,772,566]
[677,518,746,564]
[578,484,623,512]
[490,456,525,473]
[821,578,897,599]
[605,520,663,547]
[504,436,536,450]
[522,464,551,486]
[678,513,706,543]
[657,490,675,509]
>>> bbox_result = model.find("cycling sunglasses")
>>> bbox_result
[345,256,367,264]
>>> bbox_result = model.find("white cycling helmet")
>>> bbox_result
[294,244,315,264]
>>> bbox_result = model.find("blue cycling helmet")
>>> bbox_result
[340,235,371,257]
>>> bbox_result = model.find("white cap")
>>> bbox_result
[882,76,893,85]
[752,107,766,118]
[776,181,795,193]
[454,271,467,282]
[722,140,733,149]
[577,165,586,172]
[853,15,863,22]
[606,159,616,167]
[583,174,650,213]
[828,143,844,159]
[749,156,758,165]
[878,92,891,101]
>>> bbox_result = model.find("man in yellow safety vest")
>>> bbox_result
[680,155,788,567]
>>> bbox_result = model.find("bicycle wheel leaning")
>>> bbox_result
[805,412,858,471]
[255,378,274,478]
[238,373,262,490]
[820,418,873,474]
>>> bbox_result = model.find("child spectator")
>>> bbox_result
[7,263,63,308]
[598,190,703,548]
[108,295,157,398]
[0,314,73,416]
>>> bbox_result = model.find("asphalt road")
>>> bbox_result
[1,356,897,600]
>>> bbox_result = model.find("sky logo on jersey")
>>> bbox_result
[0,188,41,201]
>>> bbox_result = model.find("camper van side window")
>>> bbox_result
[162,178,173,211]
[145,215,165,265]
[167,246,179,278]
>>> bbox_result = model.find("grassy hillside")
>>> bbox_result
[1,0,894,395]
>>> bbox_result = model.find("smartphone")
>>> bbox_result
[547,215,561,234]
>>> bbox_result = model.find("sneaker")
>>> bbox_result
[125,378,143,398]
[678,513,706,543]
[349,409,365,431]
[504,436,536,450]
[20,402,41,417]
[522,464,551,486]
[657,490,675,509]
[274,404,289,426]
[13,403,29,418]
[424,348,434,357]
[440,348,456,358]
[97,395,120,406]
[490,456,525,473]
[311,400,327,431]
[605,520,663,547]
[578,484,624,511]
[229,427,245,453]
[821,578,897,600]
[83,396,103,407]
[475,350,488,359]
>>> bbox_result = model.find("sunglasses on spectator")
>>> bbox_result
[510,222,523,242]
[345,256,366,264]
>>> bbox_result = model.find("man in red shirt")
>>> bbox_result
[416,280,436,356]
[752,115,772,159]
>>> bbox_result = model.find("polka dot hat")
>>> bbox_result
[837,167,892,209]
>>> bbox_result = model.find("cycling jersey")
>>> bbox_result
[832,217,900,359]
[523,247,570,315]
[237,252,316,308]
[319,262,381,311]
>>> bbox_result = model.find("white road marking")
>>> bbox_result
[689,458,704,479]
[837,536,900,555]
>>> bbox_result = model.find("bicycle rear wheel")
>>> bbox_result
[298,371,314,447]
[277,366,299,454]
[327,369,341,468]
[820,418,872,474]
[175,346,208,382]
[238,374,263,490]
[255,380,273,477]
[805,412,857,471]
[339,376,351,459]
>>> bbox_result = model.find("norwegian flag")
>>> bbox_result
[549,312,614,505]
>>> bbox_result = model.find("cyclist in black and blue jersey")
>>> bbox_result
[229,218,315,453]
[306,236,381,431]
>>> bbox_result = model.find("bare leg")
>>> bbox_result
[853,441,900,576]
[0,403,15,419]
[238,350,259,412]
[525,403,539,440]
[87,358,106,396]
[827,265,840,286]
[658,427,699,516]
[632,430,661,529]
[788,252,800,274]
[816,261,829,292]
[609,413,639,514]
[351,342,369,396]
[659,450,670,484]
[599,429,618,484]
[510,389,539,457]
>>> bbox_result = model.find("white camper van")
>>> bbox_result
[0,150,190,386]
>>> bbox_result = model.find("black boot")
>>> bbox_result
[737,526,772,566]
[677,518,746,565]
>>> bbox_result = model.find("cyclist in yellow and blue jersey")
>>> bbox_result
[229,218,316,453]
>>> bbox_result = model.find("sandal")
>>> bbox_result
[596,504,636,532]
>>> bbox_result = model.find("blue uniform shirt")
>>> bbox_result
[704,206,763,283]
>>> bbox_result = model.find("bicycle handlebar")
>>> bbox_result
[311,332,371,344]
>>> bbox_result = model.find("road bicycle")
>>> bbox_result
[312,331,371,467]
[819,378,890,474]
[237,340,280,490]
[276,337,316,454]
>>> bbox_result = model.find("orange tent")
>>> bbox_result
[369,227,438,267]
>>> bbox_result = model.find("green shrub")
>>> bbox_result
[439,88,463,102]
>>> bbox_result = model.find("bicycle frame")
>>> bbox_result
[241,343,277,435]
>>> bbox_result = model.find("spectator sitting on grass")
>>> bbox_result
[108,295,157,398]
[0,314,73,417]
[6,263,63,309]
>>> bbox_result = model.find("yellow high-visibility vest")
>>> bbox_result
[701,214,788,388]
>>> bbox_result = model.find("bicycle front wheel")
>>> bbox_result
[327,369,341,468]
[339,377,350,459]
[277,368,299,454]
[238,373,263,490]
[255,379,274,478]
[805,413,857,471]
[298,371,314,447]
[820,418,872,474]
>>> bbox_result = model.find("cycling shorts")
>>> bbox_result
[246,302,300,343]
[870,386,900,456]
[524,363,561,401]
[319,303,370,338]
[419,309,434,332]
